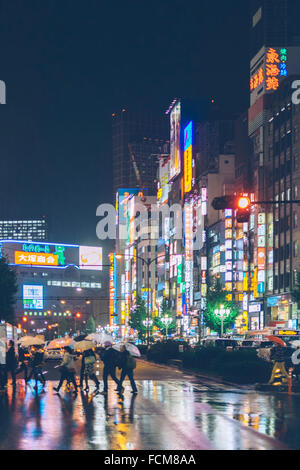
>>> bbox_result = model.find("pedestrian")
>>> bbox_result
[81,348,100,392]
[117,345,138,395]
[99,341,123,395]
[268,343,290,385]
[6,340,17,388]
[29,346,46,391]
[16,346,28,382]
[54,346,78,395]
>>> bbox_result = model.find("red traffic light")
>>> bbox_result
[237,196,251,210]
[75,312,81,318]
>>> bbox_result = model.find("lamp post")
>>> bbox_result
[214,305,230,338]
[161,315,172,340]
[143,318,153,342]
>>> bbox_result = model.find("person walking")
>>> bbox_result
[99,341,122,395]
[6,340,17,388]
[54,346,78,395]
[117,345,138,395]
[81,349,100,392]
[16,346,28,382]
[29,346,46,391]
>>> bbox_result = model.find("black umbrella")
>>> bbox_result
[73,334,87,342]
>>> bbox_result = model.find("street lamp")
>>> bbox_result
[214,305,231,338]
[161,315,172,339]
[143,318,153,341]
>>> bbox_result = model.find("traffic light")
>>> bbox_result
[212,194,251,223]
[212,195,236,211]
[236,196,251,223]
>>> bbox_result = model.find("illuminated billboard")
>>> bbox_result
[157,156,170,206]
[23,285,43,310]
[169,101,181,180]
[1,241,102,270]
[116,189,145,224]
[79,246,102,271]
[184,121,193,193]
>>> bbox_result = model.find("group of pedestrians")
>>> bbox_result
[53,340,138,396]
[0,340,46,392]
[1,339,138,397]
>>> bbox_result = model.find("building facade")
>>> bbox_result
[1,240,107,334]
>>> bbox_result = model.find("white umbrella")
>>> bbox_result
[100,333,114,345]
[112,342,141,357]
[18,336,45,347]
[85,333,102,343]
[75,340,94,352]
[46,336,75,350]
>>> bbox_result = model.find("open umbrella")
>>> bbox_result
[17,336,45,347]
[46,336,75,350]
[100,333,114,345]
[266,335,287,347]
[75,340,94,352]
[73,334,87,342]
[112,342,141,357]
[85,333,102,343]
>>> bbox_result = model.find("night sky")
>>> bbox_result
[0,0,250,246]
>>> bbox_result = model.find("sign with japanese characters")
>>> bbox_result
[15,250,58,266]
[23,285,44,310]
[1,241,103,270]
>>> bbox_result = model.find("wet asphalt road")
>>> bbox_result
[0,359,299,450]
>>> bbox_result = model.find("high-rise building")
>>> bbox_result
[0,217,48,241]
[248,0,300,330]
[112,109,169,195]
[251,0,300,59]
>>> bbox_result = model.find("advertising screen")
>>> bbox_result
[169,101,181,180]
[184,121,193,194]
[23,285,44,310]
[157,156,170,206]
[79,246,103,271]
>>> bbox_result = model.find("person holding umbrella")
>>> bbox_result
[54,346,78,395]
[99,341,123,395]
[117,345,138,395]
[16,345,29,383]
[6,340,17,388]
[81,348,100,392]
[28,345,46,391]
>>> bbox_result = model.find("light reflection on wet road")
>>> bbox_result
[0,360,298,450]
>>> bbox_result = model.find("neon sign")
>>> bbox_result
[184,121,193,194]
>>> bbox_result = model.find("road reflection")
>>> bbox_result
[0,378,298,449]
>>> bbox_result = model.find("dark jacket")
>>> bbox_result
[100,347,120,368]
[6,346,17,368]
[32,351,44,367]
[270,346,287,362]
[120,350,136,370]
